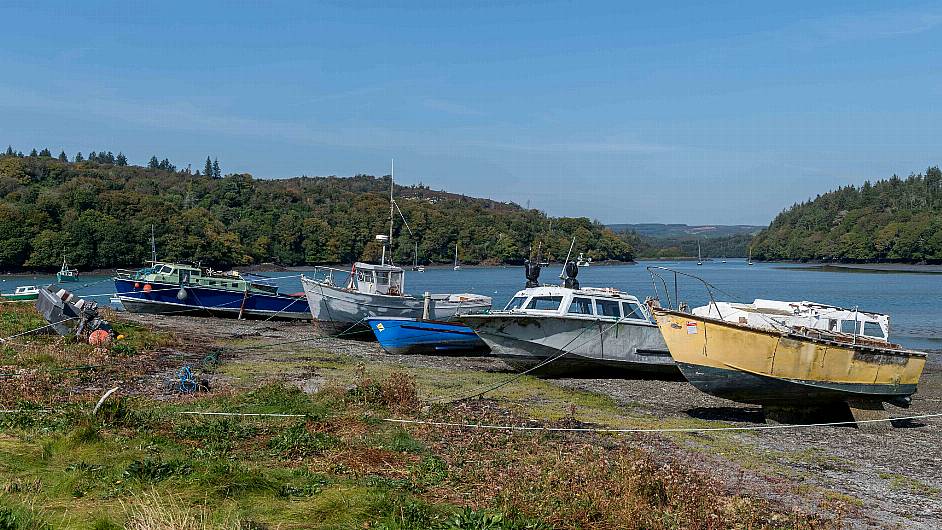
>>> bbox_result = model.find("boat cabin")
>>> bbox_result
[346,262,405,296]
[693,299,890,342]
[501,285,653,323]
[14,286,39,296]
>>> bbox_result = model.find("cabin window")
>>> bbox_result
[828,319,838,331]
[621,302,646,320]
[863,321,884,339]
[356,270,375,283]
[526,296,563,311]
[595,299,621,318]
[375,271,390,284]
[841,320,860,334]
[504,296,527,310]
[567,297,593,315]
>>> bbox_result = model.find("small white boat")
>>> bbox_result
[696,242,703,266]
[1,285,40,301]
[576,252,592,267]
[459,262,673,375]
[453,242,461,271]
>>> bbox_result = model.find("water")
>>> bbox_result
[3,260,939,350]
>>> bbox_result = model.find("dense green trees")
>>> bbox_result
[751,167,942,263]
[0,148,633,271]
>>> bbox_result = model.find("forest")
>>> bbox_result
[0,148,633,271]
[750,166,942,263]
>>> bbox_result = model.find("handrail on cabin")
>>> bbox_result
[645,266,724,320]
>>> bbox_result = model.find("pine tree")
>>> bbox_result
[148,156,159,169]
[204,157,213,178]
[39,148,51,157]
[74,152,84,162]
[58,150,68,161]
[89,151,97,161]
[212,158,221,178]
[29,148,38,157]
[116,152,127,166]
[194,170,201,177]
[4,146,13,156]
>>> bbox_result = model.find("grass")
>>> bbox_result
[878,472,941,496]
[0,304,853,528]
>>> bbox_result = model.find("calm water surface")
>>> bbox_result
[3,260,939,350]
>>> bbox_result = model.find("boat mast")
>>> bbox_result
[386,159,395,265]
[150,225,157,264]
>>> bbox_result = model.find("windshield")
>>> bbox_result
[526,296,563,311]
[504,296,527,310]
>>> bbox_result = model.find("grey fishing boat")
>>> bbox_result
[300,161,491,335]
[458,262,674,376]
[300,262,491,335]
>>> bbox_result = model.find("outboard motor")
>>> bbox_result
[524,259,541,288]
[563,261,580,289]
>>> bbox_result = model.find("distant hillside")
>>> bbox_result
[751,166,942,263]
[609,223,761,259]
[608,223,763,238]
[0,148,633,270]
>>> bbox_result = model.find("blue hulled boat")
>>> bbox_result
[366,317,488,355]
[114,262,310,320]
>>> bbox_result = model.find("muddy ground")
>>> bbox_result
[117,313,942,529]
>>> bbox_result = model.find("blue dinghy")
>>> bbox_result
[366,317,488,355]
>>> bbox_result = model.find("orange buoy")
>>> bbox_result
[134,282,141,288]
[89,329,111,347]
[143,284,152,293]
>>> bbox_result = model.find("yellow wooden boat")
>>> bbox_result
[651,307,927,407]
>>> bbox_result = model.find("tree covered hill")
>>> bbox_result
[751,166,942,263]
[0,149,633,271]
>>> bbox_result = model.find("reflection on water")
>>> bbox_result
[3,260,939,350]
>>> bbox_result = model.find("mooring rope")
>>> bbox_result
[382,412,942,433]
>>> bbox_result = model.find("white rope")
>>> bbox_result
[177,411,306,418]
[383,412,942,433]
[0,317,78,343]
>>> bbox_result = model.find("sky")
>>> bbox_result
[1,1,940,225]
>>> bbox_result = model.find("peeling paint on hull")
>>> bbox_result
[654,309,927,406]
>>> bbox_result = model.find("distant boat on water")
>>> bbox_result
[696,242,703,266]
[576,252,592,267]
[57,258,79,283]
[1,285,39,301]
[453,242,461,271]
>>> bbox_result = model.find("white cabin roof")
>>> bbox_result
[354,262,403,273]
[509,285,641,303]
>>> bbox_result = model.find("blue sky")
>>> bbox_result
[1,1,940,224]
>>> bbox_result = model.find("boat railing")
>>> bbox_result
[306,265,353,287]
[646,266,727,320]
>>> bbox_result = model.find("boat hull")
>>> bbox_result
[114,279,310,320]
[652,309,927,405]
[366,318,488,355]
[56,274,80,283]
[458,314,675,376]
[2,294,38,301]
[301,277,490,335]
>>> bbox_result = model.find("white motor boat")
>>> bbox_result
[459,262,673,376]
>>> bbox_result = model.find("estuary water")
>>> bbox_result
[3,259,939,350]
